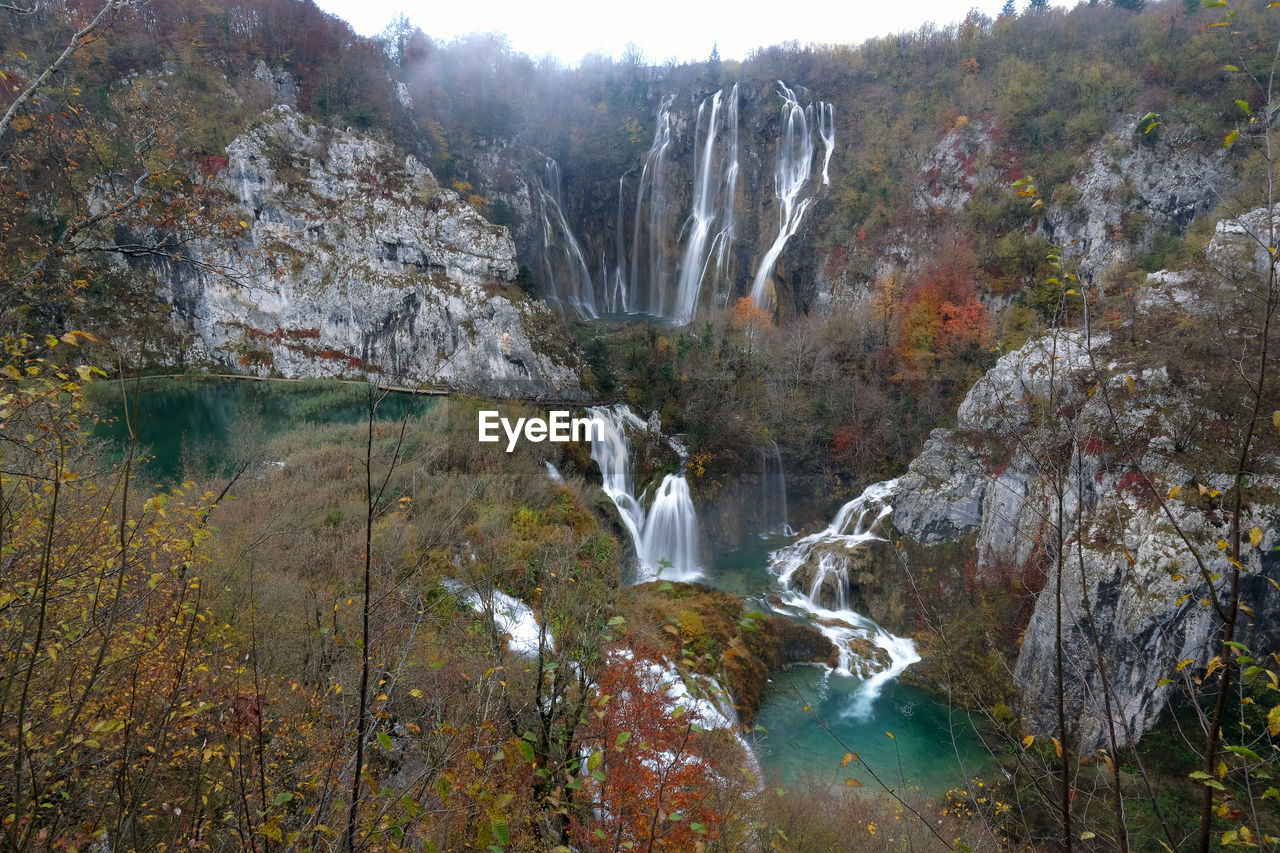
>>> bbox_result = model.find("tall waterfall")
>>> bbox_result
[760,441,793,536]
[749,84,832,311]
[535,82,830,323]
[588,405,701,583]
[768,479,919,718]
[629,87,740,324]
[605,175,630,313]
[538,157,598,318]
[629,96,676,317]
[672,83,740,324]
[817,101,836,186]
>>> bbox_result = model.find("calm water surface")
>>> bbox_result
[90,378,436,479]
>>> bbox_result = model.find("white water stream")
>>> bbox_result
[749,83,832,310]
[538,156,598,318]
[767,479,920,718]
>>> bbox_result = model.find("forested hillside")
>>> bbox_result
[4,0,1280,850]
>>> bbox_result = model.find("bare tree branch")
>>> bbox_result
[0,0,127,139]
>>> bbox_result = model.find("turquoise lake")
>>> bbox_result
[89,377,437,479]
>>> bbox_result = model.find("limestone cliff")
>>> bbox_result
[123,106,582,399]
[888,214,1280,750]
[1040,116,1230,280]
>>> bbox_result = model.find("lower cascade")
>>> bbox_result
[768,479,920,718]
[589,405,701,583]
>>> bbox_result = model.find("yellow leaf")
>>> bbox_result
[1267,704,1280,738]
[1218,760,1229,779]
[1207,656,1224,680]
[239,220,249,228]
[844,777,863,787]
[409,689,423,698]
[1251,527,1263,548]
[1022,734,1035,748]
[1168,484,1181,500]
[1177,658,1195,672]
[1052,736,1063,758]
[842,753,853,767]
[1081,832,1096,841]
[885,731,894,739]
[1273,411,1280,436]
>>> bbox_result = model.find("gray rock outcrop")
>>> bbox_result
[131,106,582,399]
[1042,116,1230,281]
[892,257,1280,750]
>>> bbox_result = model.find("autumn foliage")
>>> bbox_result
[893,243,991,380]
[571,644,727,851]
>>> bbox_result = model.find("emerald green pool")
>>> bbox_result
[89,377,437,479]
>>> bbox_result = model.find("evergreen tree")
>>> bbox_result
[1000,0,1017,16]
[1025,0,1049,9]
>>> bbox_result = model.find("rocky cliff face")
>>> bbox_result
[1041,117,1230,281]
[887,217,1280,750]
[128,106,582,399]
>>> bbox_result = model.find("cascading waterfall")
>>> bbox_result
[630,96,676,317]
[538,156,598,318]
[588,404,701,583]
[588,404,648,550]
[749,83,832,310]
[672,83,740,324]
[640,475,700,579]
[768,479,920,718]
[760,441,793,536]
[816,101,835,186]
[605,175,630,313]
[532,83,831,323]
[627,87,740,324]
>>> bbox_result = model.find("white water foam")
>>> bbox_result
[768,479,920,718]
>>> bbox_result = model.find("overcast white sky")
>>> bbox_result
[311,0,1077,66]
